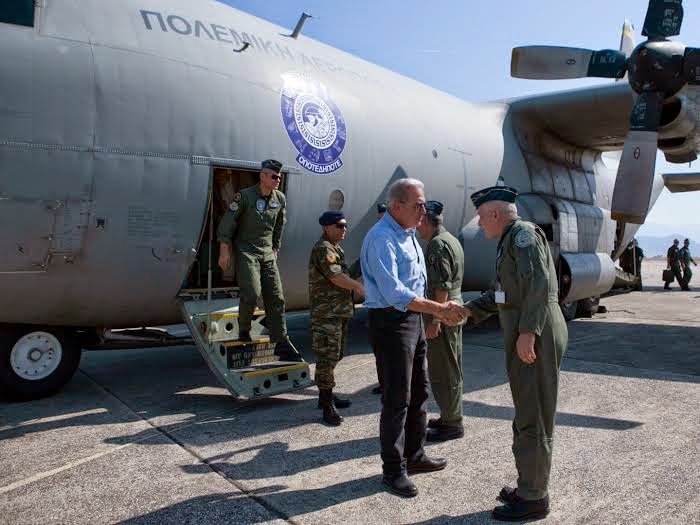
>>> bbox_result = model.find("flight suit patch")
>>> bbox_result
[270,201,280,209]
[255,199,266,212]
[515,229,535,248]
[229,201,239,212]
[429,253,437,265]
[327,254,336,263]
[233,192,241,202]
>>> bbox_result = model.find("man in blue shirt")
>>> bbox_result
[361,178,465,498]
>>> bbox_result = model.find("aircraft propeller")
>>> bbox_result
[511,0,700,224]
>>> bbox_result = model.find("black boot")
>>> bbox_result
[319,389,343,426]
[317,394,352,409]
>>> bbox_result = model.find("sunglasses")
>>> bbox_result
[335,223,348,229]
[269,174,282,181]
[401,201,426,211]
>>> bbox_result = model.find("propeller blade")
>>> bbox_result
[642,0,683,39]
[611,92,665,224]
[684,47,700,85]
[511,46,626,80]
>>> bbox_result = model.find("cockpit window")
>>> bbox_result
[1,1,35,27]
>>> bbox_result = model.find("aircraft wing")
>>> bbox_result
[662,173,700,193]
[506,83,634,152]
[506,83,700,160]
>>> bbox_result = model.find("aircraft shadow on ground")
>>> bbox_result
[116,476,385,525]
[3,314,671,443]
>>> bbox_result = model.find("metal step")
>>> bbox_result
[180,297,314,399]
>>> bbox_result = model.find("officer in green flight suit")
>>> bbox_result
[665,239,686,290]
[679,238,697,290]
[416,200,465,441]
[461,185,568,522]
[217,159,290,349]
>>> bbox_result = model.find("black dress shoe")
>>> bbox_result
[497,486,517,504]
[426,425,464,442]
[317,395,352,409]
[492,495,550,522]
[406,456,447,475]
[427,417,443,429]
[382,473,418,498]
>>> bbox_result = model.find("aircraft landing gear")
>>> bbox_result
[559,300,578,323]
[0,327,82,401]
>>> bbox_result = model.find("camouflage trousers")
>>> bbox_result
[311,316,350,390]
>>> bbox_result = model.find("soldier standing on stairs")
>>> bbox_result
[309,210,365,425]
[217,159,293,354]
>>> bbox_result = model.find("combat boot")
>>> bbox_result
[319,389,343,426]
[317,393,352,409]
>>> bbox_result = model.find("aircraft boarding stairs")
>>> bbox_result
[179,294,314,399]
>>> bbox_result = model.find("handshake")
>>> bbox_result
[434,302,472,326]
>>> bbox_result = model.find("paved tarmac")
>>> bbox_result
[1,259,699,524]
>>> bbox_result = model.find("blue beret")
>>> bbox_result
[261,159,283,172]
[425,200,443,216]
[470,185,518,208]
[377,203,387,214]
[319,210,346,226]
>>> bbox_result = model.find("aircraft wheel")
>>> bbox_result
[0,327,82,401]
[559,300,578,323]
[576,297,599,318]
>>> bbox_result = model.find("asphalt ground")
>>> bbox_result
[1,259,699,524]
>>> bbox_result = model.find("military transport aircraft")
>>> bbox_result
[1,0,699,401]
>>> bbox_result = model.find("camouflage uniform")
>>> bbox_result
[217,183,287,340]
[309,233,355,389]
[425,225,464,427]
[467,218,568,501]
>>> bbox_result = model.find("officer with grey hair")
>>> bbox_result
[416,200,465,441]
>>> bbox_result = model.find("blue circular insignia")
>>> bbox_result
[256,199,266,212]
[280,73,346,175]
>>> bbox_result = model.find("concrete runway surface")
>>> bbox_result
[1,259,698,524]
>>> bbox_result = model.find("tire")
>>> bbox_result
[559,300,578,323]
[576,297,600,319]
[0,327,82,401]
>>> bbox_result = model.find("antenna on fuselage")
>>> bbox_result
[233,41,251,53]
[287,12,313,39]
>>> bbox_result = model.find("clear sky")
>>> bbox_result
[222,0,700,231]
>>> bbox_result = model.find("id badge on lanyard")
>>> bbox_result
[495,245,505,304]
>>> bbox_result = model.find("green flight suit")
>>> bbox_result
[467,218,568,501]
[679,246,696,287]
[217,183,287,341]
[425,225,464,427]
[308,234,355,389]
[666,245,685,289]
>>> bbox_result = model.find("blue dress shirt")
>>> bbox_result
[360,212,427,311]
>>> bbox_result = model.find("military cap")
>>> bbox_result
[470,185,518,208]
[377,203,387,214]
[425,200,443,216]
[261,159,283,173]
[319,210,346,226]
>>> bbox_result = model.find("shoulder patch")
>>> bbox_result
[326,254,336,264]
[229,201,239,212]
[515,229,535,248]
[233,192,241,202]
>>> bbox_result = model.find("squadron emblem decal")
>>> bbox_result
[280,73,347,175]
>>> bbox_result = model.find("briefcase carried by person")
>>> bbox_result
[662,268,674,282]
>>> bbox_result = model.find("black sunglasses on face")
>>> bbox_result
[270,174,282,181]
[335,223,348,229]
